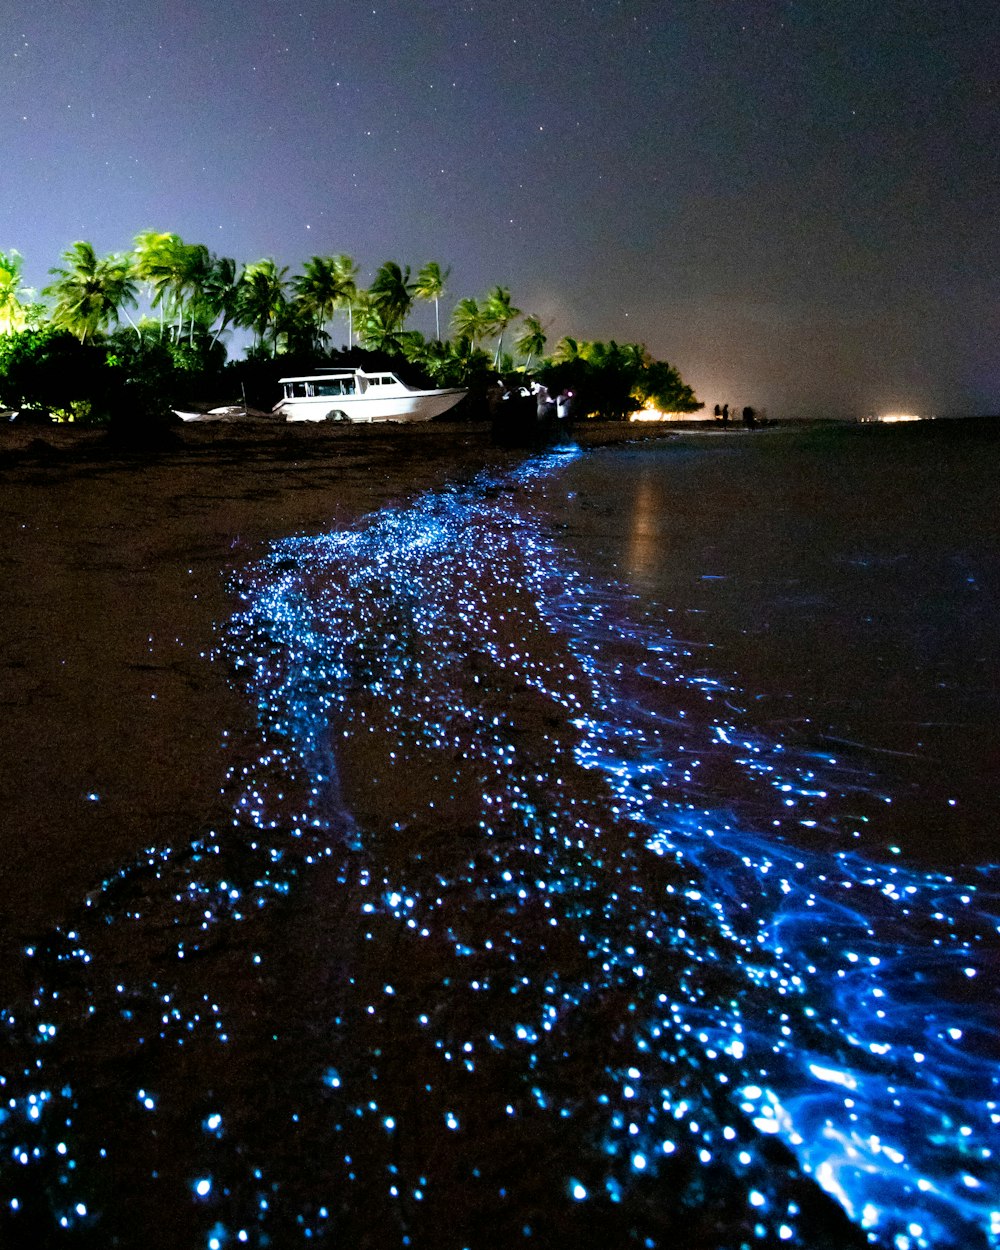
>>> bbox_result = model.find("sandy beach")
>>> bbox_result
[0,416,702,951]
[2,415,995,1249]
[0,421,487,949]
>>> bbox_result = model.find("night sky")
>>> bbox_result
[3,0,998,418]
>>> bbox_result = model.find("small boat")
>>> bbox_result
[273,369,467,424]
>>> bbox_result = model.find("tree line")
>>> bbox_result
[0,236,702,422]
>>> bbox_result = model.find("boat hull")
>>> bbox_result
[275,388,466,424]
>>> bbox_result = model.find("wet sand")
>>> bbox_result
[1,417,995,1248]
[0,422,496,953]
[0,417,698,953]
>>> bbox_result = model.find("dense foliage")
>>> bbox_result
[536,341,700,421]
[0,232,702,424]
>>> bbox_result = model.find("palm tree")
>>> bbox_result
[419,337,471,387]
[356,304,408,354]
[236,259,289,354]
[201,255,242,348]
[368,261,415,333]
[332,253,359,345]
[132,234,210,342]
[414,261,450,341]
[44,241,140,342]
[397,329,429,365]
[0,250,33,334]
[553,336,583,362]
[276,297,326,355]
[132,231,208,340]
[161,242,212,344]
[619,341,652,371]
[514,314,547,371]
[293,256,340,342]
[132,230,181,334]
[483,286,521,367]
[450,297,489,352]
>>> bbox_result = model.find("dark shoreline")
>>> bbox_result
[0,415,691,466]
[3,412,998,474]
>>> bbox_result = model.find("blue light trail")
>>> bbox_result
[0,450,996,1248]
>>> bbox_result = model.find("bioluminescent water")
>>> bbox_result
[1,446,997,1249]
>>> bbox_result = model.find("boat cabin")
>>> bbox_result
[278,371,406,402]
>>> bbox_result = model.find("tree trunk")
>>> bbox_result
[210,314,230,350]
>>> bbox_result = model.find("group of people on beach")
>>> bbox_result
[490,377,575,424]
[714,402,758,429]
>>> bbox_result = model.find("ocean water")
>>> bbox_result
[1,424,997,1248]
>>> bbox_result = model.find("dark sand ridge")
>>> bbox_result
[0,417,701,969]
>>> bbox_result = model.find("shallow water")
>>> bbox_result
[1,426,997,1248]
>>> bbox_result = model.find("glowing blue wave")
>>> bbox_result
[223,450,1000,1246]
[1,449,997,1248]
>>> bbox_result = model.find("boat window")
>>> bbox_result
[289,382,307,398]
[312,379,355,396]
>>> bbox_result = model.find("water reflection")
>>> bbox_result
[624,472,665,584]
[0,451,997,1248]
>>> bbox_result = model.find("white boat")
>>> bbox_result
[273,369,466,424]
